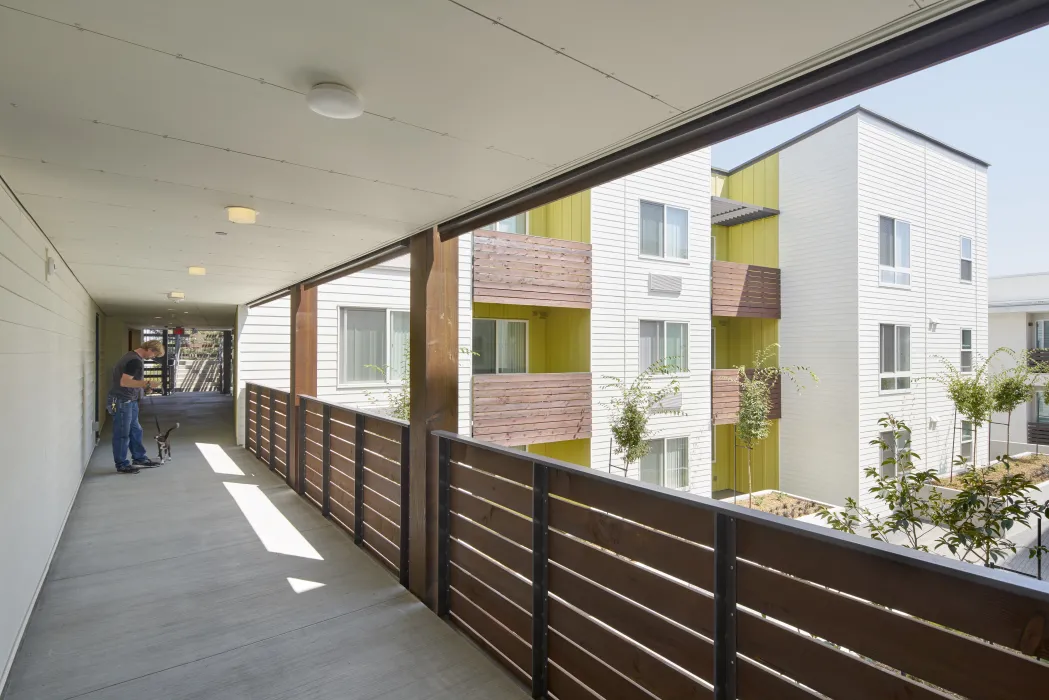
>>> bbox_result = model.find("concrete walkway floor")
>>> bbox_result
[3,393,527,700]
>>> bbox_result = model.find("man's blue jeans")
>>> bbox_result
[112,400,148,468]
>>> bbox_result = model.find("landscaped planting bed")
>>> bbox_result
[742,490,825,519]
[938,453,1049,489]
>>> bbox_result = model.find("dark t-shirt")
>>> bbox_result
[109,351,145,401]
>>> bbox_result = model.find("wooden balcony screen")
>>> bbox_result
[711,260,781,318]
[1029,422,1049,446]
[473,230,592,308]
[472,372,591,445]
[712,368,781,425]
[1028,349,1049,368]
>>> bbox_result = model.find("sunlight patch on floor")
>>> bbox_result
[197,442,244,476]
[287,577,326,593]
[223,482,323,560]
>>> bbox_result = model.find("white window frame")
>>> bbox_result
[472,319,529,375]
[1035,391,1049,424]
[336,306,409,388]
[639,436,690,489]
[960,328,973,374]
[1036,320,1048,350]
[638,319,689,373]
[878,216,912,288]
[879,323,912,394]
[960,420,973,461]
[960,236,974,283]
[488,213,529,235]
[638,200,690,262]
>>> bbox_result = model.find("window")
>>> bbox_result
[338,308,409,384]
[1036,320,1048,349]
[473,319,527,374]
[879,216,911,286]
[878,430,910,477]
[960,236,973,282]
[960,420,973,461]
[639,437,689,488]
[639,320,688,372]
[960,328,973,373]
[640,201,688,260]
[879,323,911,391]
[1036,391,1049,424]
[489,214,527,234]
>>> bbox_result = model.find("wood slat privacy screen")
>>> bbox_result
[244,385,409,584]
[245,384,291,479]
[1028,422,1049,447]
[711,261,780,319]
[434,431,1049,700]
[473,229,592,309]
[712,369,781,425]
[472,372,592,446]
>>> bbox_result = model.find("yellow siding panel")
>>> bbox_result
[473,304,590,375]
[721,153,779,267]
[712,421,779,494]
[528,191,590,243]
[529,439,591,467]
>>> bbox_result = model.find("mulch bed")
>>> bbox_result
[938,453,1049,489]
[741,491,824,519]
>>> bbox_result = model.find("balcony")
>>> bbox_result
[1029,422,1049,446]
[1028,349,1049,368]
[472,372,591,445]
[473,230,592,309]
[712,368,781,425]
[711,260,781,319]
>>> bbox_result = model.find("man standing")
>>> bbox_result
[108,339,165,474]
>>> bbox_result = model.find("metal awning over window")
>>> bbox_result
[711,196,779,226]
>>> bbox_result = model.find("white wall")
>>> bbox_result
[779,115,860,506]
[234,297,290,445]
[0,177,101,689]
[854,114,988,508]
[315,236,472,432]
[590,149,713,495]
[990,310,1045,455]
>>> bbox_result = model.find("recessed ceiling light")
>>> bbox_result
[306,83,363,119]
[225,206,257,224]
[154,316,162,319]
[188,266,206,276]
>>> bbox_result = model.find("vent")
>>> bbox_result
[649,273,682,295]
[653,392,683,413]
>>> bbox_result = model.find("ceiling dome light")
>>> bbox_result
[226,206,257,224]
[306,83,363,119]
[188,266,206,276]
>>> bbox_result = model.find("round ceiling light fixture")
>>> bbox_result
[306,83,363,119]
[225,206,257,224]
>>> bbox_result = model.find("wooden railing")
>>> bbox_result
[245,383,291,479]
[712,368,781,425]
[472,372,592,445]
[711,260,780,319]
[244,384,409,583]
[433,431,1049,700]
[473,229,592,309]
[1029,422,1049,447]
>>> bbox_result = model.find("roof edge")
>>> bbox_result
[714,105,990,176]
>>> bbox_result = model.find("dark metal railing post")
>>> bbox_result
[531,462,550,699]
[436,435,452,618]
[713,513,738,700]
[296,398,307,492]
[253,387,262,459]
[1039,517,1044,581]
[399,424,411,587]
[267,391,276,472]
[284,391,292,478]
[354,413,366,545]
[321,404,331,517]
[243,384,250,451]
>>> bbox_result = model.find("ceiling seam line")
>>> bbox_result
[444,0,682,112]
[0,3,551,167]
[84,119,462,199]
[0,154,424,227]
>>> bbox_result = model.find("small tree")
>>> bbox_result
[366,345,476,421]
[733,344,817,507]
[604,359,682,470]
[931,354,994,480]
[819,415,942,551]
[990,348,1049,459]
[932,455,1049,566]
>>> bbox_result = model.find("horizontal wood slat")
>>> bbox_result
[451,511,532,578]
[450,461,532,516]
[712,369,781,425]
[472,373,592,446]
[1028,422,1049,446]
[450,539,532,609]
[711,260,780,319]
[548,629,653,700]
[450,589,532,684]
[450,487,532,547]
[549,662,601,700]
[450,563,531,641]
[449,441,533,487]
[473,230,592,309]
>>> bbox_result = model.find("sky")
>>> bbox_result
[711,25,1049,278]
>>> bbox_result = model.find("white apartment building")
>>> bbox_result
[989,272,1049,456]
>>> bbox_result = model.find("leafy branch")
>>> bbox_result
[603,359,683,468]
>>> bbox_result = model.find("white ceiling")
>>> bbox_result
[0,0,971,328]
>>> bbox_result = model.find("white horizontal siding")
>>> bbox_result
[590,149,713,495]
[235,298,290,444]
[778,115,860,506]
